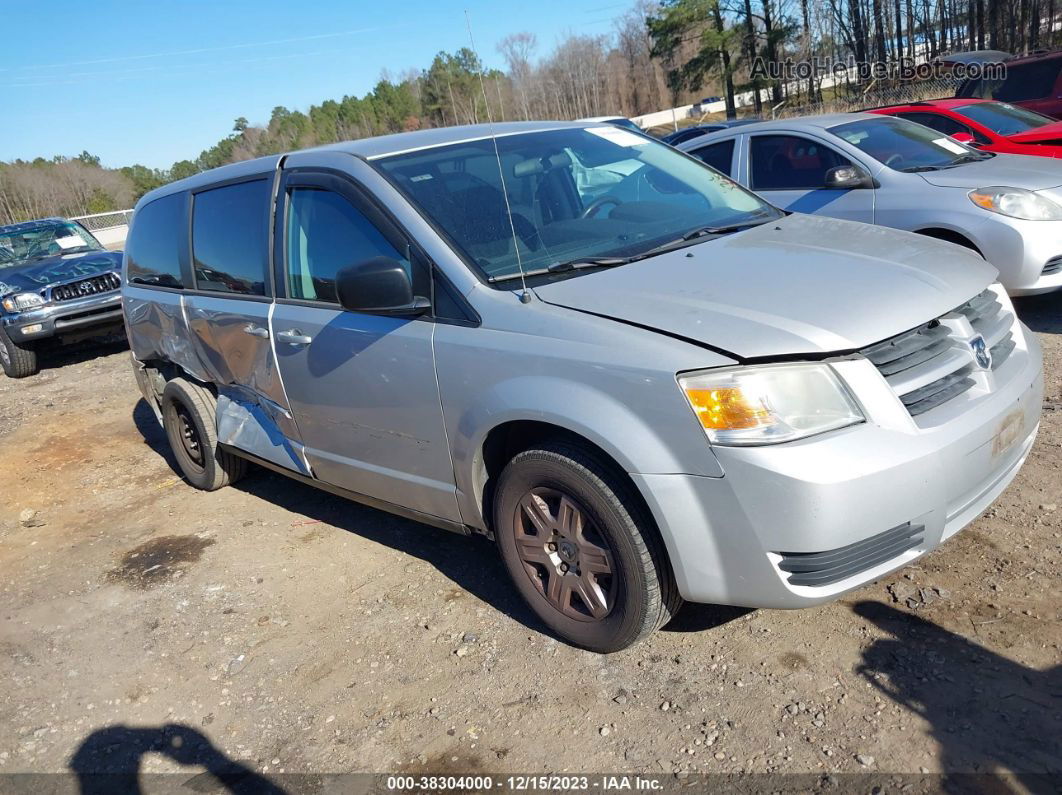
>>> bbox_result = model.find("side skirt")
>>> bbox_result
[219,443,474,537]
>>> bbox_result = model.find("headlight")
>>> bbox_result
[968,187,1062,220]
[678,363,864,446]
[1,292,45,313]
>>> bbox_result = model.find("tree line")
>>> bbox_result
[2,0,1058,225]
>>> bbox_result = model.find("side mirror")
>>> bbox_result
[950,131,976,145]
[335,257,430,316]
[824,165,872,190]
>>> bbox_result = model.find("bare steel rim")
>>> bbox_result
[512,487,617,622]
[169,401,205,474]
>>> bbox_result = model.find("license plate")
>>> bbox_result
[992,408,1025,458]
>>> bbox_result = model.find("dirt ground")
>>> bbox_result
[0,296,1059,791]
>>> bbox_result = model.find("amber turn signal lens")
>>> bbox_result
[968,191,996,210]
[683,386,770,431]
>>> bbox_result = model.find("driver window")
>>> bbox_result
[285,187,410,303]
[750,134,852,190]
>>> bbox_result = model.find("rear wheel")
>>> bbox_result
[493,440,681,652]
[161,378,246,491]
[0,327,39,379]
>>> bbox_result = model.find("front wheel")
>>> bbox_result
[493,440,682,652]
[0,327,39,378]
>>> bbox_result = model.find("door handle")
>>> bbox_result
[243,324,270,339]
[276,329,313,346]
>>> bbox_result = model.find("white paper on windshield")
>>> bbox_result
[933,137,968,154]
[55,235,82,250]
[586,126,647,147]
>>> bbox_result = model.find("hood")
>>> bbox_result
[1004,121,1062,146]
[533,214,995,359]
[917,152,1062,189]
[0,250,122,297]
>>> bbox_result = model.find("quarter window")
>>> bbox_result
[285,187,410,304]
[191,179,271,296]
[126,193,185,288]
[751,135,852,190]
[691,140,735,175]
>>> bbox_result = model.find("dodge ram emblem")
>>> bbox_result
[970,335,992,370]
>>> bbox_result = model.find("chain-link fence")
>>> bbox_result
[70,209,134,232]
[775,75,964,120]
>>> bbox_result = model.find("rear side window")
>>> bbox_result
[285,187,411,304]
[750,134,851,190]
[126,193,185,288]
[996,60,1060,102]
[691,140,735,175]
[192,179,271,296]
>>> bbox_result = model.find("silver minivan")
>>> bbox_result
[123,122,1043,652]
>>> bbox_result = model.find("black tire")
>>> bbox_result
[493,440,682,653]
[161,378,246,491]
[0,326,39,378]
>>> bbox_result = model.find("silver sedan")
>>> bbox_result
[679,113,1062,295]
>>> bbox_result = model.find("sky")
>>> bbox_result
[0,0,629,170]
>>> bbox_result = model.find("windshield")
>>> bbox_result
[0,221,102,266]
[375,126,779,282]
[831,116,985,172]
[954,102,1055,136]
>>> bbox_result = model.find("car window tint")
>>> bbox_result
[750,135,851,190]
[192,180,271,296]
[995,60,1060,102]
[126,193,185,288]
[691,140,735,175]
[285,187,410,304]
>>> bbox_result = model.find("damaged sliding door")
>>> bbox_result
[182,173,310,475]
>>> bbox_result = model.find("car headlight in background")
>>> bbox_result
[968,187,1062,221]
[678,363,864,446]
[1,292,45,313]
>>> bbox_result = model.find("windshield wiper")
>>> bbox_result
[900,164,945,172]
[488,257,632,283]
[487,214,776,284]
[546,257,630,273]
[949,152,994,165]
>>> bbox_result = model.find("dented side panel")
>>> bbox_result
[124,286,204,380]
[124,284,307,475]
[216,389,311,476]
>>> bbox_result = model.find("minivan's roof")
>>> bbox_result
[139,121,584,206]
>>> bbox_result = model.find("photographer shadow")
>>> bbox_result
[69,723,287,795]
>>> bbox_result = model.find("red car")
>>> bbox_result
[868,98,1062,158]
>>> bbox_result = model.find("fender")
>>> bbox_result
[447,375,725,530]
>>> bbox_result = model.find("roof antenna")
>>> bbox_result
[465,10,532,304]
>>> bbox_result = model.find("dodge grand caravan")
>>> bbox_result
[123,122,1043,652]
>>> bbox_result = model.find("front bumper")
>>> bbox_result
[635,323,1043,608]
[979,213,1062,295]
[1,291,123,343]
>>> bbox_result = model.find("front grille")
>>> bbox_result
[1042,256,1062,276]
[861,288,1016,417]
[776,522,925,587]
[50,272,120,302]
